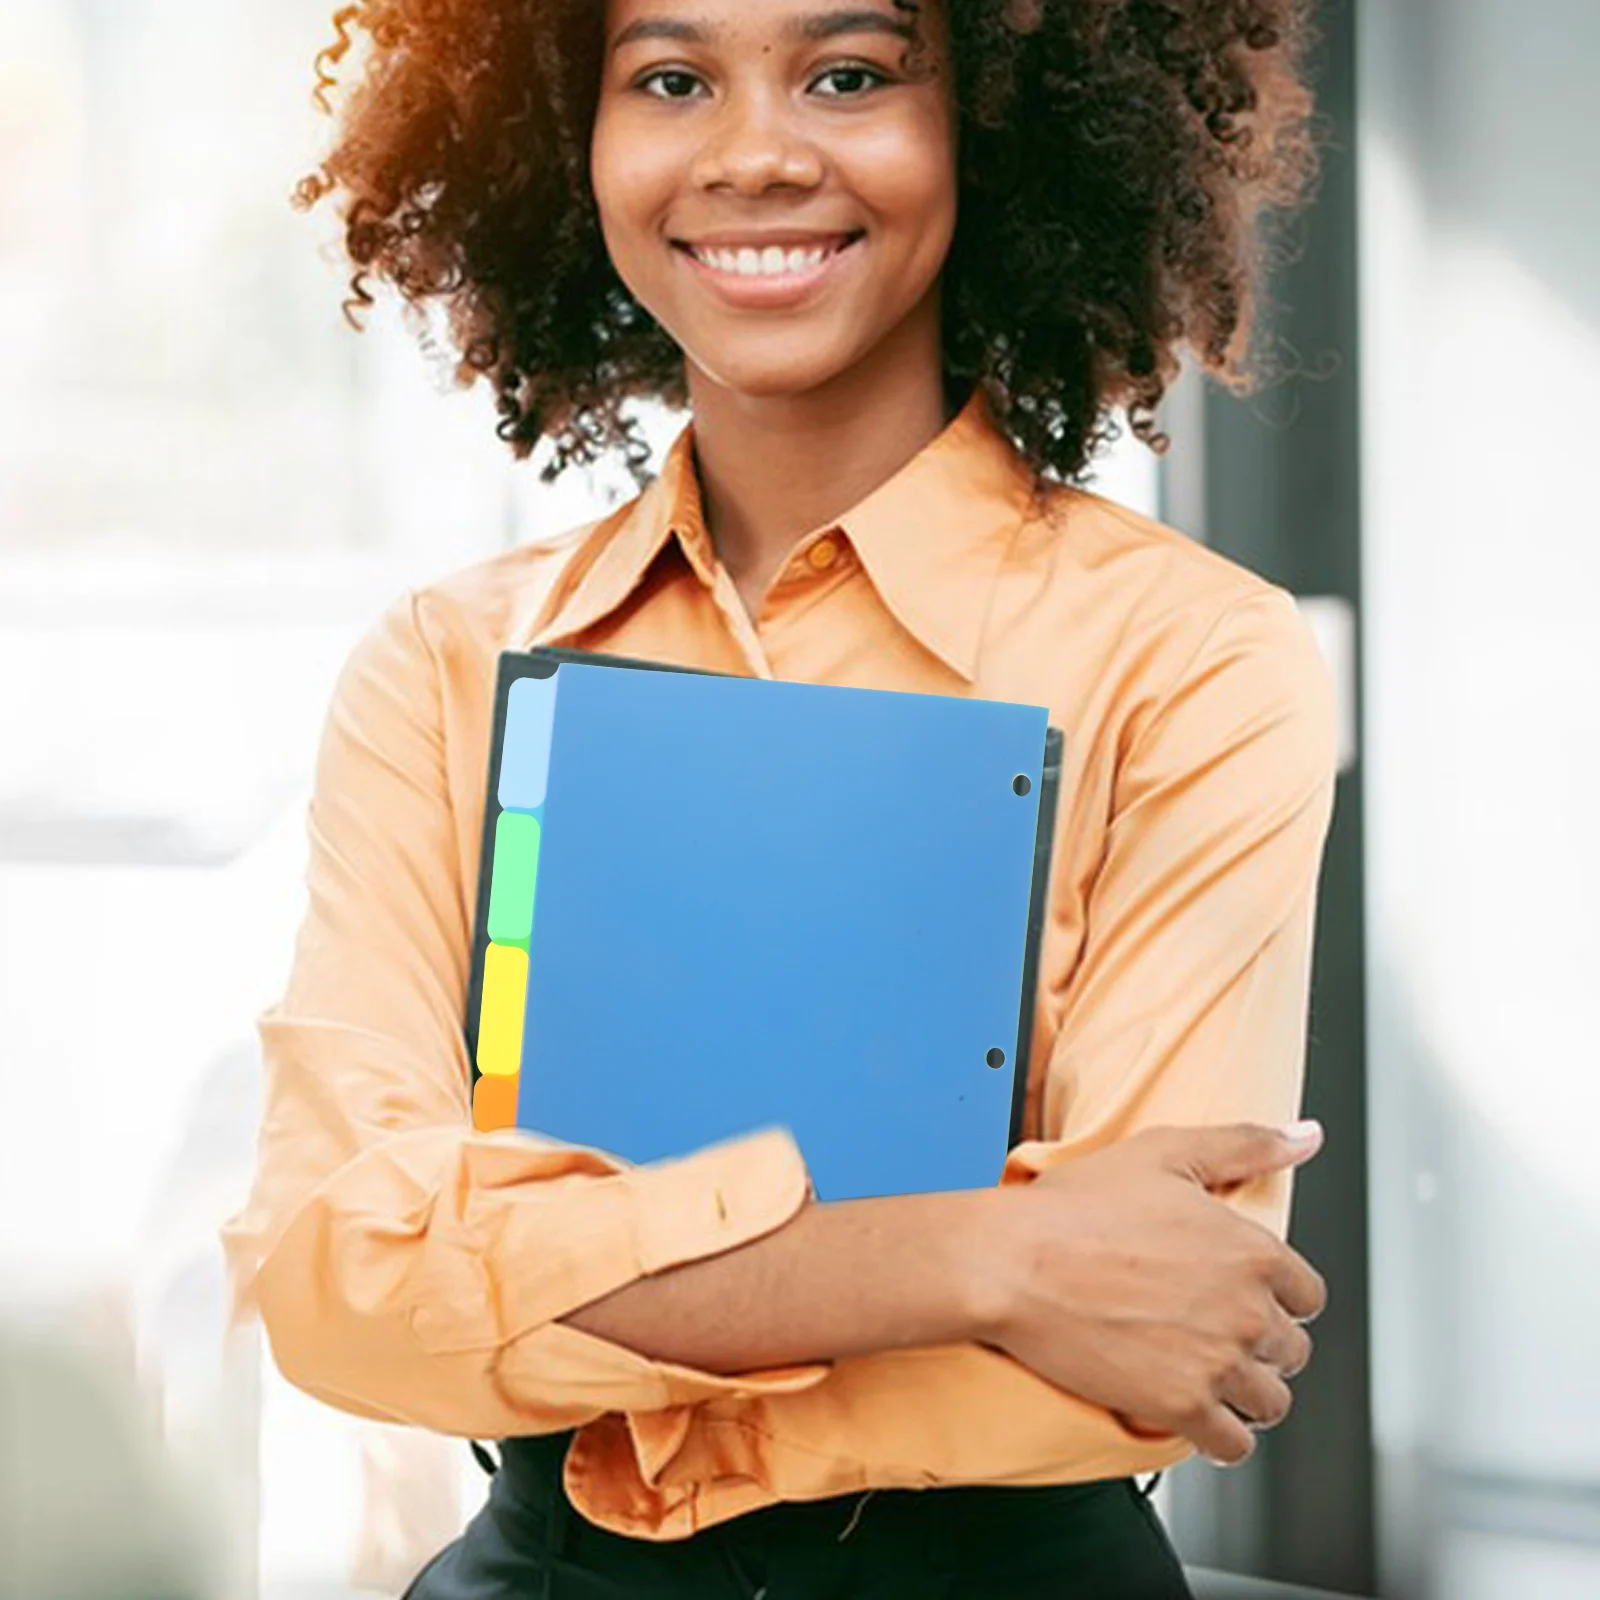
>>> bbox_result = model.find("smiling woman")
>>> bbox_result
[234,2,1339,1596]
[296,0,1320,485]
[590,0,956,411]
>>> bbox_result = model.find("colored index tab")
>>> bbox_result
[499,672,560,810]
[477,942,529,1078]
[486,810,541,950]
[473,1072,519,1132]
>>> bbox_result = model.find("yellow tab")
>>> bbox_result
[477,942,529,1077]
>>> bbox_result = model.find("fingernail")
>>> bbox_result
[1283,1119,1323,1150]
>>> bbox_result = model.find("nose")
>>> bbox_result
[689,88,824,196]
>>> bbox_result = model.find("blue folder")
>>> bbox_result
[465,649,1063,1201]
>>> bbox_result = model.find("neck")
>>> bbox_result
[684,309,952,615]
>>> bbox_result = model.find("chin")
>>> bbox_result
[688,342,865,403]
[711,366,846,401]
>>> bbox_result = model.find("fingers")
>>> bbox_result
[1181,1402,1258,1467]
[1163,1120,1324,1192]
[1150,1119,1329,1321]
[1254,1308,1314,1379]
[1265,1244,1328,1324]
[1177,1321,1310,1464]
[1218,1360,1293,1434]
[1177,1360,1295,1465]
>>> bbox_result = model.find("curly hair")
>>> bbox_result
[295,0,1325,485]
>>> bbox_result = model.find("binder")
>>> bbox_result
[465,647,1064,1201]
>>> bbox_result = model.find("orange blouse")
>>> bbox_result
[222,391,1338,1540]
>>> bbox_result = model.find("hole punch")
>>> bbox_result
[986,1047,1007,1069]
[1012,774,1032,796]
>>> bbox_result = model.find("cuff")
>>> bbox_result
[625,1125,816,1278]
[495,1320,832,1420]
[490,1126,830,1416]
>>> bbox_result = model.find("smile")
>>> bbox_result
[672,232,863,308]
[684,236,855,277]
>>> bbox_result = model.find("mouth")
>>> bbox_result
[670,231,864,307]
[674,232,862,278]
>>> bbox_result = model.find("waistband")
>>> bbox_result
[492,1430,1152,1544]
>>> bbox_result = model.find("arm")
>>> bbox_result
[1003,586,1338,1211]
[222,592,838,1437]
[565,1186,1004,1367]
[576,584,1340,1508]
[219,585,1168,1438]
[565,1118,1324,1454]
[230,581,1331,1467]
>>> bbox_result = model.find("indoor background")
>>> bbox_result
[1,3,1594,1597]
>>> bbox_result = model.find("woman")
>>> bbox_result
[225,1,1337,1594]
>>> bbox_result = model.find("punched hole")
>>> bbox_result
[1012,774,1032,796]
[986,1047,1007,1070]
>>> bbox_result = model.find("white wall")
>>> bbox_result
[1358,3,1600,1596]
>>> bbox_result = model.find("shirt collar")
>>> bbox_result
[525,387,1037,682]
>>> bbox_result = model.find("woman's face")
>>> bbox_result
[592,0,956,401]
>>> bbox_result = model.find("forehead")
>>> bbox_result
[603,0,924,46]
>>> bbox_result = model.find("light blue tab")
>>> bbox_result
[499,672,560,811]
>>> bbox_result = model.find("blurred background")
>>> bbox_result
[0,2,1594,1597]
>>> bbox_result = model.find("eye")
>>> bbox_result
[811,63,890,99]
[638,67,707,101]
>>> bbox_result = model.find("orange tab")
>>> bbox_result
[472,1072,519,1132]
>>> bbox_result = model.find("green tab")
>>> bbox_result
[487,810,541,950]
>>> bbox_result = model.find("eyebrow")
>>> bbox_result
[797,9,916,42]
[611,9,915,53]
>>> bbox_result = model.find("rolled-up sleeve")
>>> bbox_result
[220,592,830,1440]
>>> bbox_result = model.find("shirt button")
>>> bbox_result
[807,537,841,571]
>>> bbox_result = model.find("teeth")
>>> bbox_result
[695,242,836,277]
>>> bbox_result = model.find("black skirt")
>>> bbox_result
[402,1431,1193,1599]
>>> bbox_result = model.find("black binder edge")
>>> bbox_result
[465,649,724,1088]
[465,648,1065,1164]
[1007,726,1065,1150]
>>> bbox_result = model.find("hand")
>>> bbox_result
[976,1122,1327,1466]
